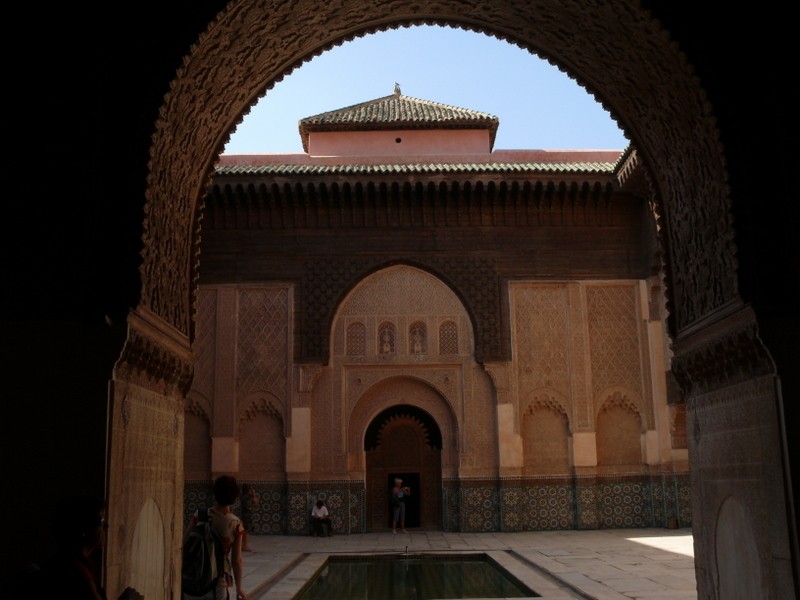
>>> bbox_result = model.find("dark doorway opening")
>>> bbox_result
[365,404,442,531]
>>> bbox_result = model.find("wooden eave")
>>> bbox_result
[205,168,629,231]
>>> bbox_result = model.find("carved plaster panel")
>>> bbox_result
[236,287,290,404]
[460,366,500,472]
[339,265,466,316]
[333,266,474,364]
[567,283,591,429]
[586,284,644,403]
[190,288,217,405]
[512,283,571,405]
[185,391,212,422]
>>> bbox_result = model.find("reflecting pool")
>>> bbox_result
[295,553,540,599]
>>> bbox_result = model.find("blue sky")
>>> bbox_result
[223,25,628,154]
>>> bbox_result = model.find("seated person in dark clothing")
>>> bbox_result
[310,499,332,536]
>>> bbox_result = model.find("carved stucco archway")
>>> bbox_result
[351,377,456,530]
[113,2,790,599]
[349,376,459,477]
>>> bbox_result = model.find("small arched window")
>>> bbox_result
[378,322,396,355]
[409,321,427,354]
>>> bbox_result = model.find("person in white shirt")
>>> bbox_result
[311,499,332,536]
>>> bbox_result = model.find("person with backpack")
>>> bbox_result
[183,475,249,600]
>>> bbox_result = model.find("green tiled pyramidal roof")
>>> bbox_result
[299,86,499,151]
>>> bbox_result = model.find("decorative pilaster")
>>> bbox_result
[672,303,795,599]
[106,306,192,598]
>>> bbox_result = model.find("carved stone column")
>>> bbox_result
[673,304,795,599]
[105,306,193,600]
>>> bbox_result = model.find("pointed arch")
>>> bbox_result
[349,376,459,475]
[238,391,286,480]
[522,390,571,475]
[596,389,644,466]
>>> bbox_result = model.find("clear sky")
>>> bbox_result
[223,24,628,155]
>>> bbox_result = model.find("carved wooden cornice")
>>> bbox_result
[671,303,775,399]
[114,306,194,396]
[205,177,618,231]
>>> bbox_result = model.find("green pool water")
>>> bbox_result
[295,553,541,599]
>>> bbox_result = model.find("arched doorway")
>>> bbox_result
[365,405,443,531]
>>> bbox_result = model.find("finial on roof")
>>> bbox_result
[394,82,401,95]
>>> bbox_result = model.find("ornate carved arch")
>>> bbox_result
[239,391,284,432]
[596,388,644,432]
[524,388,570,431]
[349,376,459,473]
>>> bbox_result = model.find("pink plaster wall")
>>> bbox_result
[307,129,491,157]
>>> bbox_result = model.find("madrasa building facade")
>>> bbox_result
[184,88,689,535]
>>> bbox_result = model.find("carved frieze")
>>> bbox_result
[346,366,460,412]
[672,305,775,398]
[114,307,193,396]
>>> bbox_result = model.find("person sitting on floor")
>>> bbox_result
[310,499,332,537]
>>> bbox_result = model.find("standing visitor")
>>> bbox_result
[391,478,411,534]
[239,484,260,552]
[183,475,249,600]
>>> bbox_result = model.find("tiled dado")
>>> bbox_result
[184,474,690,534]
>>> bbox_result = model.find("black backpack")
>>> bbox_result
[182,506,224,596]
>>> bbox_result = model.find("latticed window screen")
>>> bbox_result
[346,321,366,356]
[439,320,458,354]
[378,321,396,355]
[409,321,427,354]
